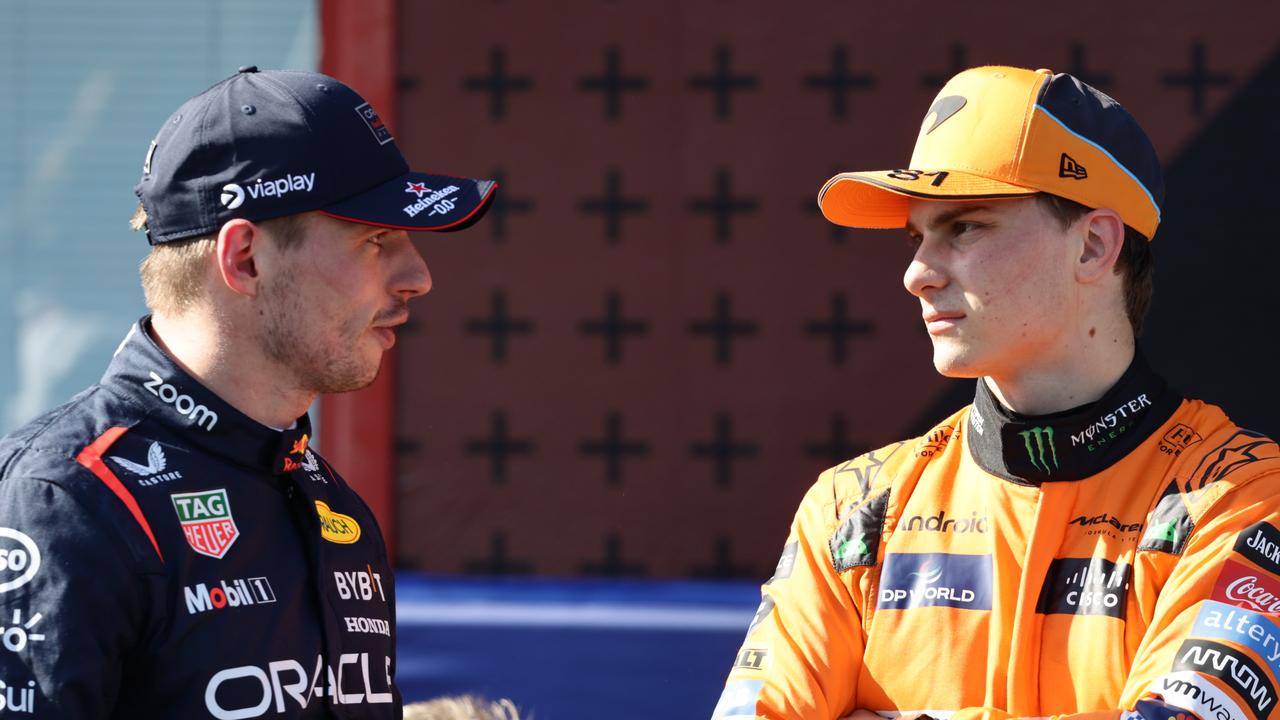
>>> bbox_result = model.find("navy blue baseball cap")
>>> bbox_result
[135,66,497,245]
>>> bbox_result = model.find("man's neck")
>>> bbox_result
[149,311,314,430]
[985,333,1137,416]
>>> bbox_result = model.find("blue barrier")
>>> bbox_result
[396,573,760,719]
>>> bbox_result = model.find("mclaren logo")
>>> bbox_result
[923,95,966,134]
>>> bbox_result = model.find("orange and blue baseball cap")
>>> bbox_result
[818,66,1163,240]
[136,66,497,244]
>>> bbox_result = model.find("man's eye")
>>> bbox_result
[905,233,923,249]
[953,222,976,234]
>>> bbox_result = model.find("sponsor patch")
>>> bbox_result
[110,441,183,486]
[344,616,391,637]
[184,577,277,615]
[899,509,988,534]
[171,489,240,559]
[1139,480,1195,555]
[1145,672,1247,720]
[915,425,953,458]
[0,609,45,652]
[877,553,993,611]
[0,529,41,594]
[334,569,386,603]
[0,678,37,713]
[733,647,769,672]
[1160,424,1204,457]
[1070,513,1143,538]
[1236,523,1280,576]
[767,542,798,584]
[355,102,394,145]
[205,653,394,717]
[315,501,361,545]
[1036,557,1131,619]
[1172,639,1277,719]
[830,488,889,571]
[1211,559,1280,614]
[710,680,763,718]
[144,371,218,431]
[746,595,774,634]
[1192,601,1280,680]
[402,182,462,219]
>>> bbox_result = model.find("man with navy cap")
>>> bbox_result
[714,67,1280,720]
[0,66,496,717]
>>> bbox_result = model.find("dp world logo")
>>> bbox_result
[220,183,245,210]
[1018,426,1059,474]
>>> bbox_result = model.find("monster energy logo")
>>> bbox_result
[1019,426,1060,473]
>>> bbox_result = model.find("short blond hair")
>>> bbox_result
[132,204,307,315]
[402,695,521,720]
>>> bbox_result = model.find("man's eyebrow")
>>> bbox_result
[904,204,993,235]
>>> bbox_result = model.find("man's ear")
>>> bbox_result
[1075,208,1126,285]
[216,219,264,297]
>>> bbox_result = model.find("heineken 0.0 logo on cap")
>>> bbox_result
[171,489,240,559]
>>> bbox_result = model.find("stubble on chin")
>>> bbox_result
[257,276,381,395]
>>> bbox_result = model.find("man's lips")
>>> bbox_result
[922,310,965,334]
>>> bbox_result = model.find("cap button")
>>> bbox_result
[238,65,259,74]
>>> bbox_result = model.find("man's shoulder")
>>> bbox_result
[809,407,968,511]
[0,383,145,488]
[1163,399,1280,505]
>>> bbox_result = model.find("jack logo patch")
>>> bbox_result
[171,489,239,559]
[1036,557,1130,619]
[877,553,992,611]
[1236,522,1280,576]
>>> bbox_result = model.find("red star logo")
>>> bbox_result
[405,181,429,197]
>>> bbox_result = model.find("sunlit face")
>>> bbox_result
[903,197,1078,379]
[254,214,432,393]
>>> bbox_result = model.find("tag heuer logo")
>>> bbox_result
[171,489,239,559]
[315,501,361,545]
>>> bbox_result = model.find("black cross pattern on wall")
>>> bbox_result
[463,47,534,120]
[1163,42,1232,115]
[579,46,649,121]
[463,530,534,575]
[465,290,534,364]
[579,291,649,364]
[579,169,649,243]
[579,412,649,485]
[690,413,759,487]
[1066,44,1113,89]
[579,532,648,577]
[804,293,874,365]
[802,175,851,244]
[691,537,755,579]
[486,168,533,244]
[689,169,759,245]
[921,45,968,89]
[688,45,759,120]
[805,414,865,469]
[688,292,758,366]
[465,411,535,484]
[804,45,875,120]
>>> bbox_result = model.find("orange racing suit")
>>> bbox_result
[713,354,1280,720]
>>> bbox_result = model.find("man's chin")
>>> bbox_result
[930,343,985,379]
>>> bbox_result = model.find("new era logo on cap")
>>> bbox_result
[1059,153,1088,180]
[135,67,496,244]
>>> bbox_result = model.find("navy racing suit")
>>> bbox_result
[0,318,400,718]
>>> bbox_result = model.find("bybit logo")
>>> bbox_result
[1019,426,1059,474]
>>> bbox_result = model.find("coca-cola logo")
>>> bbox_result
[1224,575,1280,613]
[1213,558,1280,614]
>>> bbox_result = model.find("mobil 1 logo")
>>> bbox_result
[1036,557,1131,619]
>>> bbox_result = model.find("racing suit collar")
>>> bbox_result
[966,350,1182,484]
[100,317,313,475]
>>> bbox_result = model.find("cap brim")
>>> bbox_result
[818,171,1038,229]
[319,171,497,232]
